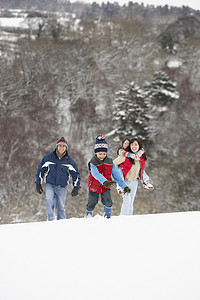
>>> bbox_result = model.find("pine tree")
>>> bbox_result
[149,70,179,105]
[112,81,150,143]
[142,70,180,143]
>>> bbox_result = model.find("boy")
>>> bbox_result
[85,135,131,218]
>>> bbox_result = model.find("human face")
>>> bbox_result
[57,144,67,156]
[123,139,130,149]
[130,141,139,153]
[96,152,107,161]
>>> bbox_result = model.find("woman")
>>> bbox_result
[114,138,147,215]
[117,138,154,190]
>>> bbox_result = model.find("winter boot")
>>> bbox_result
[85,210,93,218]
[143,180,154,190]
[104,206,112,219]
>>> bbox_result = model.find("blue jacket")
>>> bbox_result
[36,150,80,188]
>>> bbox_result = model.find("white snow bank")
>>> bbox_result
[0,212,199,300]
[167,60,182,68]
[0,18,28,28]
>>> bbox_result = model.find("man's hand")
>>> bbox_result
[71,186,79,197]
[36,183,43,194]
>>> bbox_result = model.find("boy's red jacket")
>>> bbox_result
[88,156,113,193]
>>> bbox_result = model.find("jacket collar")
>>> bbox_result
[53,149,68,159]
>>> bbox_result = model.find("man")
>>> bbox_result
[36,137,80,221]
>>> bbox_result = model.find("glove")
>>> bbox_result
[123,186,131,194]
[71,186,79,197]
[36,183,43,194]
[103,180,116,188]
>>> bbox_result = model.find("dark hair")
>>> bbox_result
[127,138,147,163]
[117,138,131,155]
[122,138,131,147]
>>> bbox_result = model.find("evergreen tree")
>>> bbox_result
[112,81,150,143]
[142,70,180,143]
[149,70,179,105]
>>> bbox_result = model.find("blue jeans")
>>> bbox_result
[45,183,67,221]
[121,180,138,215]
[142,170,149,184]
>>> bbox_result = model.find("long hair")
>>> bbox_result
[117,138,131,155]
[127,138,147,164]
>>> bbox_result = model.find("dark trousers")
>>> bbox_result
[86,190,113,212]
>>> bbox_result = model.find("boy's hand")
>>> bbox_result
[123,186,131,194]
[103,180,116,188]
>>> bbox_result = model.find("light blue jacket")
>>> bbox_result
[90,163,127,189]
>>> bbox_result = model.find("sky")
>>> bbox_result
[72,0,200,11]
[0,211,199,300]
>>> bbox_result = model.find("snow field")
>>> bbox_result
[0,212,199,300]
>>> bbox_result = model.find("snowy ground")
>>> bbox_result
[0,212,199,300]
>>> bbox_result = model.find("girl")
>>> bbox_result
[117,138,154,191]
[114,138,149,215]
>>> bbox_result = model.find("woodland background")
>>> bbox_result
[0,0,200,223]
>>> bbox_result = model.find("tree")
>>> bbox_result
[148,70,179,106]
[142,70,179,143]
[112,81,150,143]
[47,18,63,40]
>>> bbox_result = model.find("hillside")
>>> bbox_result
[0,2,200,223]
[0,212,200,300]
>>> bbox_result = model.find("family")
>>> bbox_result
[36,135,154,220]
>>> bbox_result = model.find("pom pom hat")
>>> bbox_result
[56,137,68,149]
[94,135,108,153]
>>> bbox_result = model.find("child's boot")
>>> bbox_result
[104,206,112,219]
[85,210,93,218]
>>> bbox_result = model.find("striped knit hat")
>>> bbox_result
[94,135,108,153]
[56,137,68,149]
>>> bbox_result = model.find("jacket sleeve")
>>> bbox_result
[68,157,81,188]
[90,163,107,185]
[111,163,127,189]
[36,156,48,184]
[113,156,125,167]
[118,148,144,160]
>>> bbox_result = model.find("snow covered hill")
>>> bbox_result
[0,212,199,300]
